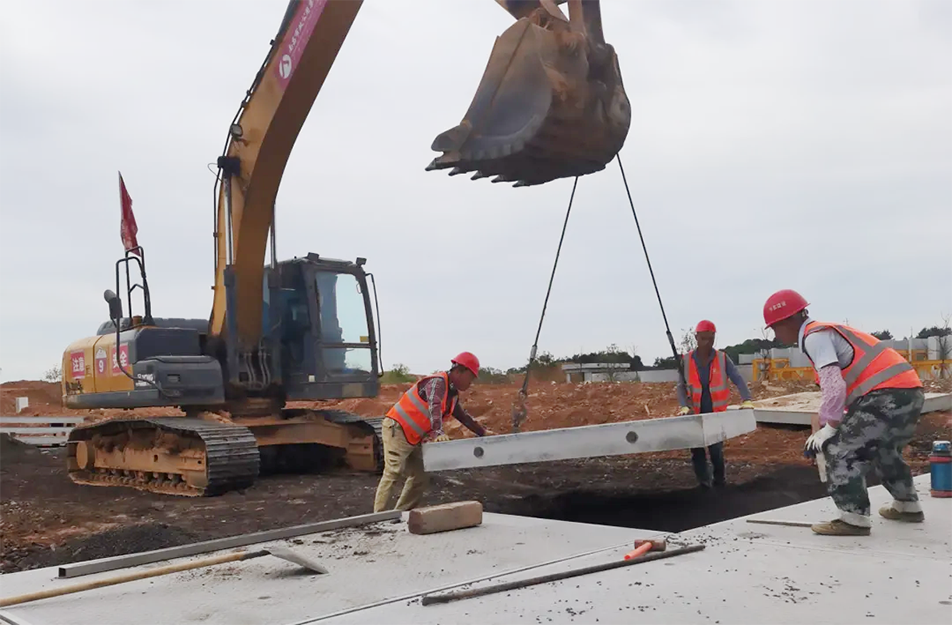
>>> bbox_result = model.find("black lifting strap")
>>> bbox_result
[511,176,579,433]
[616,154,689,392]
[511,156,688,434]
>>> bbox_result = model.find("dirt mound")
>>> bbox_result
[0,380,63,415]
[9,523,199,572]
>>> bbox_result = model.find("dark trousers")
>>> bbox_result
[690,441,725,487]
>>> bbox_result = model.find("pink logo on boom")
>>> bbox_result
[274,0,328,88]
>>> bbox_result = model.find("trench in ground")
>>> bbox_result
[480,464,845,533]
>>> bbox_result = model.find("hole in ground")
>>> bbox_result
[490,465,873,533]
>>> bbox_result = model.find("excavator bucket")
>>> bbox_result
[427,1,631,187]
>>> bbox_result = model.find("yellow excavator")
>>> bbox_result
[60,0,630,496]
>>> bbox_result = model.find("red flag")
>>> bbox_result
[119,172,140,256]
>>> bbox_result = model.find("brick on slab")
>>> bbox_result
[407,501,483,535]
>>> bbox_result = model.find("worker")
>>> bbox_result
[373,352,495,512]
[676,320,756,489]
[763,289,925,536]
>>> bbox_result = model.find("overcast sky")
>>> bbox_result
[1,0,950,383]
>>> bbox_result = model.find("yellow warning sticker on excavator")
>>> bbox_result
[360,336,369,343]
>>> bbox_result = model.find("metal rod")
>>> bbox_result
[270,202,278,269]
[745,519,815,528]
[57,511,400,578]
[421,544,706,606]
[224,174,235,265]
[284,537,653,625]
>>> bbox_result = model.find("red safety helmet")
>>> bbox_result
[696,320,716,333]
[451,352,480,377]
[763,289,809,327]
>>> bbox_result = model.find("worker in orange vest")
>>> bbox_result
[373,352,495,512]
[676,320,756,489]
[763,289,925,536]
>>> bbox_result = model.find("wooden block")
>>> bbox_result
[407,501,483,535]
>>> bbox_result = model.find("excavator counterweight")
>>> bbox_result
[428,1,630,186]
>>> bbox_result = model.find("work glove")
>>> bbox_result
[676,406,691,416]
[740,400,755,410]
[804,423,836,457]
[481,428,496,437]
[431,433,451,443]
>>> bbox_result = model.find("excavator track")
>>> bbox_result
[322,410,384,473]
[66,417,259,497]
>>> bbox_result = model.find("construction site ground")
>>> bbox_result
[2,379,950,576]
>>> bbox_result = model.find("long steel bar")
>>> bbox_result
[57,511,400,578]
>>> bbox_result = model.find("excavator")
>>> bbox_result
[60,0,631,496]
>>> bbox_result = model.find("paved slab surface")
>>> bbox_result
[423,409,757,471]
[731,392,952,426]
[0,476,948,625]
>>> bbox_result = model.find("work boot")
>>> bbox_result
[810,519,871,536]
[879,505,925,523]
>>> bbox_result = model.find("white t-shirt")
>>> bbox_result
[798,318,854,371]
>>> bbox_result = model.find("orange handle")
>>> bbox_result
[623,542,653,561]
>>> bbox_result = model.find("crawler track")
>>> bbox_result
[67,417,259,497]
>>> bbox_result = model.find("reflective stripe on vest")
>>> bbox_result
[385,371,458,445]
[802,321,922,405]
[684,350,730,413]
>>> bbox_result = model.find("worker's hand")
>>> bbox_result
[804,423,836,457]
[431,433,451,443]
[481,427,496,437]
[740,400,755,410]
[676,406,691,416]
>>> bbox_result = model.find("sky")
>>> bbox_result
[1,0,950,382]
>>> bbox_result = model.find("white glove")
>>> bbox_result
[677,406,691,416]
[804,423,836,455]
[431,433,450,443]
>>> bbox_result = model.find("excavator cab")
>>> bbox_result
[265,253,381,402]
[428,0,630,186]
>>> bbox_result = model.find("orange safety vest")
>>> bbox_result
[802,321,922,405]
[386,371,458,445]
[683,350,731,414]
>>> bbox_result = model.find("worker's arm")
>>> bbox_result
[452,403,488,437]
[676,356,689,408]
[724,355,753,401]
[803,332,847,427]
[815,365,847,426]
[422,377,448,437]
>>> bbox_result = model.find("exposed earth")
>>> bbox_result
[2,378,950,575]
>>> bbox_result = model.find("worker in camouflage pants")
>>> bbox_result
[824,388,924,529]
[763,290,925,536]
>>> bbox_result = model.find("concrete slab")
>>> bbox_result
[1,476,948,625]
[0,515,645,625]
[422,409,757,471]
[730,392,952,426]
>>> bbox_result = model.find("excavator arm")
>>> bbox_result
[210,0,630,383]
